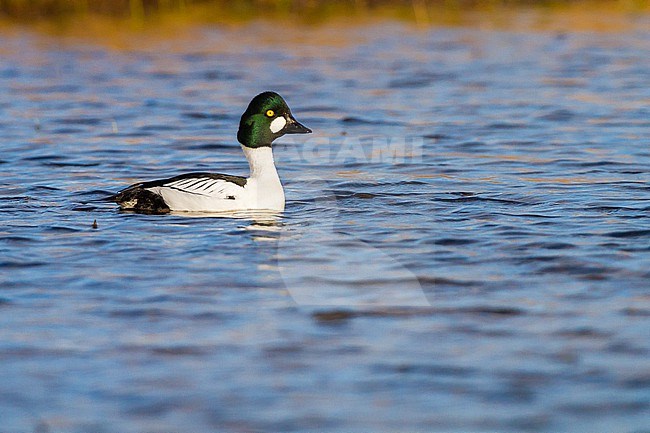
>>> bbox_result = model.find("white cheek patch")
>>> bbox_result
[270,116,287,133]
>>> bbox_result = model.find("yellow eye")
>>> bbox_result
[266,109,275,117]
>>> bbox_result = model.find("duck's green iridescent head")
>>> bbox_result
[237,91,312,148]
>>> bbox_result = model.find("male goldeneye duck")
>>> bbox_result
[113,91,311,213]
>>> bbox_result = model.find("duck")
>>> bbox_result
[113,91,312,213]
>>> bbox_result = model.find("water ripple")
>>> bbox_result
[0,24,649,433]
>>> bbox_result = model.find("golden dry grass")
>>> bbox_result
[0,0,647,38]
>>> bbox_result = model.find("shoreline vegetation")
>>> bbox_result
[0,0,648,35]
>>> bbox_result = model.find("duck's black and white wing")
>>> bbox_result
[114,172,247,213]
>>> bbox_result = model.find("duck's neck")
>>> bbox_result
[242,145,279,181]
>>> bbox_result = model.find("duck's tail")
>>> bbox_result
[113,185,171,214]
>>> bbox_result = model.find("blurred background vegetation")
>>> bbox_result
[0,0,647,39]
[0,0,648,24]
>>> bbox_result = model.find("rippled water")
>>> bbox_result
[1,22,649,432]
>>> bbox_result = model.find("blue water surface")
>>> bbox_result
[1,22,649,433]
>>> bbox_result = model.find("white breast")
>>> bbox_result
[241,146,285,211]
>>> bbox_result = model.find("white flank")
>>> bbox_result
[145,145,285,212]
[269,116,287,133]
